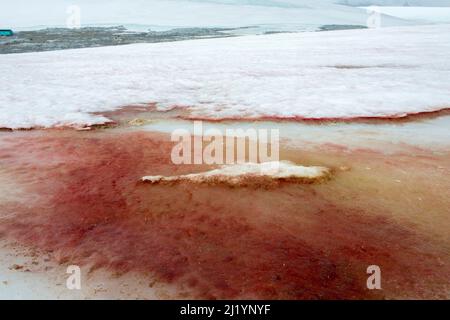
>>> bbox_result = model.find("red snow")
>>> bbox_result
[0,130,449,299]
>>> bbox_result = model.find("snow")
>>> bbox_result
[1,24,450,129]
[141,161,330,186]
[0,0,407,31]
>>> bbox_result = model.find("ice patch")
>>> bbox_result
[141,161,331,187]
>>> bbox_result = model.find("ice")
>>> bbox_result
[1,25,450,129]
[141,161,331,186]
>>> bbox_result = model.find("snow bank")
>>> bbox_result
[141,161,331,187]
[1,25,450,129]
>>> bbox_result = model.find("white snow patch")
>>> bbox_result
[141,161,330,186]
[1,25,450,129]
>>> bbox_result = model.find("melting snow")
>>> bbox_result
[1,25,450,129]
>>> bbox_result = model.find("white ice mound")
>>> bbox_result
[141,161,331,187]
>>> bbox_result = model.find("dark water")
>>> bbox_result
[319,24,367,31]
[0,24,367,54]
[0,26,236,54]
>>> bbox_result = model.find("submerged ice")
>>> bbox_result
[141,161,331,187]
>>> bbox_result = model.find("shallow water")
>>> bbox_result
[119,112,450,152]
[0,24,368,54]
[0,116,448,299]
[0,26,234,54]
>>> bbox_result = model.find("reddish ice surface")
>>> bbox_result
[0,130,448,299]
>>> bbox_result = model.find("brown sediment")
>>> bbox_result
[0,122,118,132]
[2,106,450,132]
[91,103,190,127]
[92,103,450,125]
[0,129,449,299]
[141,173,331,189]
[175,107,450,124]
[90,103,158,126]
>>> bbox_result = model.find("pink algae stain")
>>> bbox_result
[0,130,449,299]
